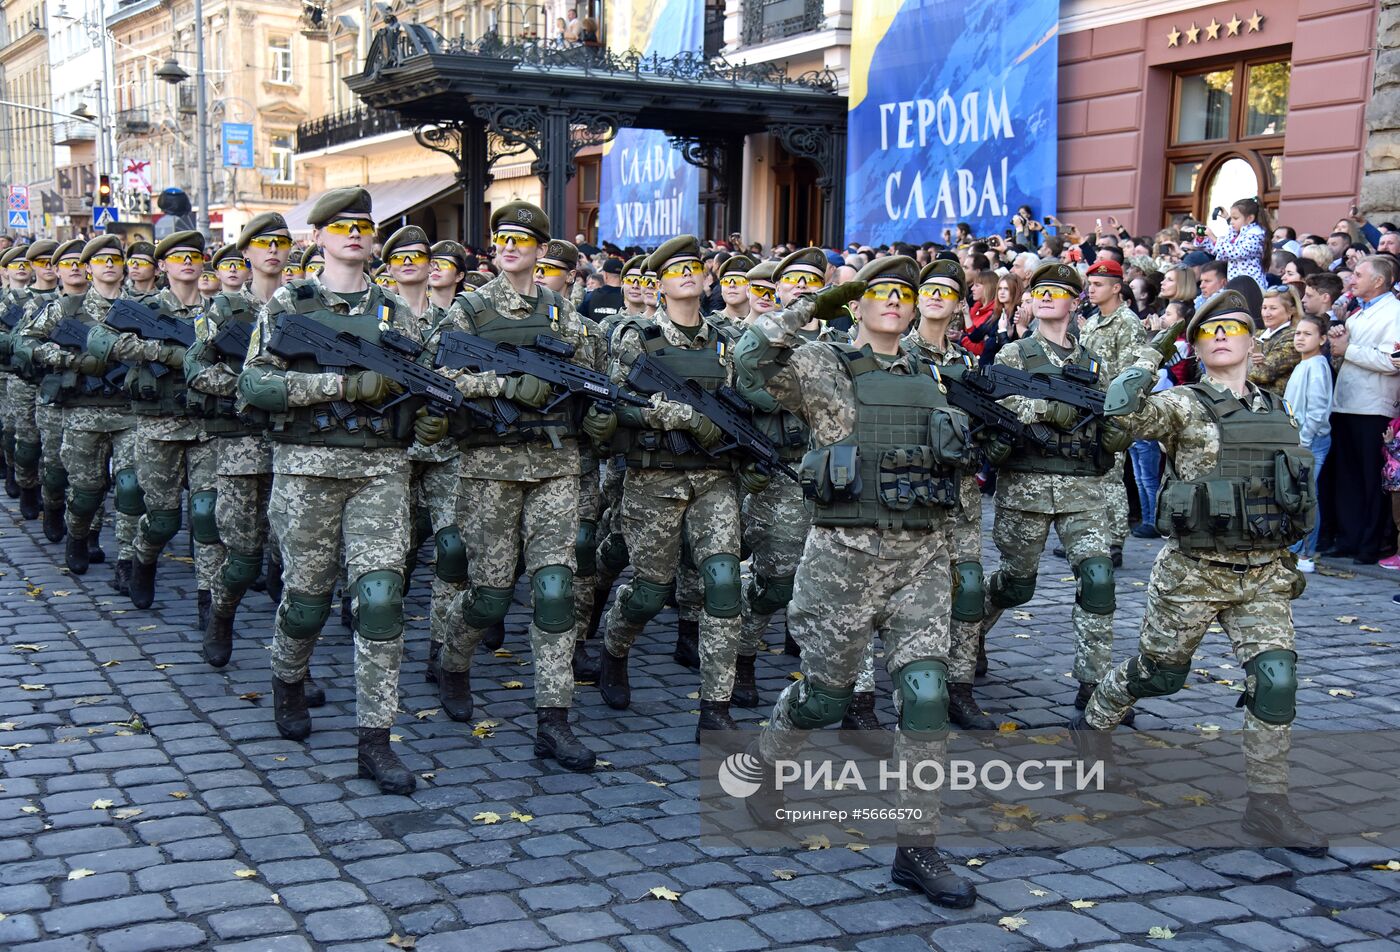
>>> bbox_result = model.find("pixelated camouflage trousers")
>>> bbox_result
[983,504,1115,683]
[3,379,39,487]
[758,526,954,841]
[36,403,64,506]
[1104,452,1130,546]
[445,475,578,710]
[268,472,410,729]
[1087,546,1298,794]
[133,432,224,589]
[59,423,139,561]
[413,458,467,652]
[603,468,741,702]
[573,455,606,635]
[210,471,272,615]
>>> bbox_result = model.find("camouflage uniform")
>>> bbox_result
[569,315,609,644]
[3,287,54,493]
[242,279,417,728]
[1247,323,1301,397]
[1079,301,1150,547]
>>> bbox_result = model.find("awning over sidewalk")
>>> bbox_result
[282,172,459,235]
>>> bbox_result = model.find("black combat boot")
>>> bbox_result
[266,556,284,604]
[1110,543,1123,569]
[340,594,353,630]
[571,639,600,682]
[481,619,506,651]
[891,844,977,908]
[783,619,801,657]
[947,683,995,731]
[1076,681,1134,725]
[599,648,630,710]
[425,641,440,684]
[110,559,132,593]
[534,707,597,772]
[65,532,90,575]
[4,465,18,499]
[357,727,416,795]
[197,590,211,631]
[128,558,157,609]
[584,582,610,640]
[673,618,700,669]
[18,485,39,518]
[42,504,66,543]
[731,654,760,708]
[1242,793,1329,857]
[1066,711,1118,777]
[436,662,473,722]
[272,677,312,740]
[696,699,739,740]
[975,634,988,678]
[303,677,325,708]
[203,610,235,668]
[87,530,105,564]
[840,692,889,754]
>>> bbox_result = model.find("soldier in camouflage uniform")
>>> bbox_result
[238,187,420,793]
[22,237,140,577]
[598,235,748,738]
[124,242,158,296]
[211,244,249,294]
[0,247,32,494]
[709,254,752,323]
[733,257,977,909]
[281,249,305,285]
[5,241,59,521]
[427,240,468,311]
[425,202,599,772]
[88,232,224,621]
[1074,289,1328,855]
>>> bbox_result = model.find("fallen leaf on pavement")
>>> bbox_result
[997,722,1019,733]
[415,709,438,720]
[238,692,262,702]
[1372,860,1400,871]
[999,916,1028,932]
[800,834,830,850]
[846,843,869,852]
[772,869,797,881]
[510,811,533,823]
[1029,889,1048,897]
[648,886,680,901]
[169,791,189,800]
[473,811,501,824]
[1328,689,1357,698]
[1181,794,1210,806]
[387,935,417,950]
[18,684,46,691]
[1070,899,1096,909]
[500,680,525,689]
[1337,615,1359,624]
[67,869,95,881]
[1147,926,1175,939]
[12,644,44,652]
[91,799,114,810]
[234,869,257,878]
[0,743,31,752]
[112,808,143,820]
[966,858,985,866]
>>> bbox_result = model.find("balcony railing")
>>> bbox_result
[741,0,824,45]
[118,108,152,134]
[260,181,308,202]
[296,105,407,154]
[53,120,96,145]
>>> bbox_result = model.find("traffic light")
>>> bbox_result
[96,174,112,207]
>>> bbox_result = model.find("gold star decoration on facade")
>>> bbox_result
[1247,9,1264,32]
[1169,11,1262,47]
[1226,14,1242,35]
[1185,22,1200,43]
[1206,18,1221,40]
[1167,27,1181,47]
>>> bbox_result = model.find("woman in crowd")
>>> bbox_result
[1198,196,1271,288]
[1248,285,1303,395]
[1300,244,1334,273]
[959,271,1001,362]
[1159,264,1198,306]
[1281,257,1321,294]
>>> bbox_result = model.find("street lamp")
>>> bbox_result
[155,58,190,85]
[158,12,212,237]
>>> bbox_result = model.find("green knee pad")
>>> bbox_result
[700,553,742,619]
[221,548,262,593]
[989,571,1036,609]
[532,564,575,634]
[462,585,514,629]
[1075,556,1116,615]
[280,592,332,639]
[433,526,468,583]
[142,508,182,546]
[619,576,672,624]
[789,678,854,730]
[951,561,986,623]
[238,370,289,412]
[898,659,950,734]
[13,440,39,468]
[1125,654,1191,699]
[113,468,145,516]
[42,465,68,493]
[598,532,629,576]
[354,570,405,642]
[189,491,219,544]
[574,520,598,577]
[747,573,795,616]
[68,486,105,520]
[1242,649,1297,725]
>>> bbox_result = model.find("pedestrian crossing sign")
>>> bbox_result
[6,209,29,229]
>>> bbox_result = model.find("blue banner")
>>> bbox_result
[844,0,1058,246]
[597,0,702,246]
[221,123,254,169]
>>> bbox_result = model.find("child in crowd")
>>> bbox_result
[1381,418,1400,570]
[1285,315,1333,572]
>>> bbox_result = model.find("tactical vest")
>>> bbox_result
[1001,338,1114,477]
[798,345,973,530]
[1155,384,1314,555]
[10,289,56,383]
[751,322,824,463]
[445,287,579,447]
[47,295,129,409]
[622,322,732,470]
[194,294,263,436]
[128,299,196,417]
[265,288,413,450]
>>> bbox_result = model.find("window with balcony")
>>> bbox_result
[741,0,824,45]
[270,132,294,182]
[269,36,294,84]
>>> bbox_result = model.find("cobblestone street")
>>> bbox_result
[3,493,1400,952]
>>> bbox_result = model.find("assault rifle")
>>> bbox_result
[0,304,22,361]
[103,298,196,379]
[940,372,1061,450]
[210,320,253,362]
[962,363,1106,419]
[624,353,799,481]
[51,318,130,391]
[436,330,650,413]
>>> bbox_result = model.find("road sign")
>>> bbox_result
[7,209,30,229]
[8,185,30,213]
[93,206,120,227]
[222,123,254,169]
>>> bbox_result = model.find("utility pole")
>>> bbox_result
[194,0,211,234]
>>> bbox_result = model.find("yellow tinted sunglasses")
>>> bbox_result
[30,257,51,268]
[622,275,645,287]
[216,259,248,272]
[322,218,374,236]
[720,275,749,288]
[1194,319,1253,340]
[388,251,429,267]
[534,263,565,278]
[1030,286,1074,301]
[282,266,303,277]
[749,284,776,302]
[430,257,459,271]
[642,277,658,289]
[56,259,84,271]
[778,272,821,288]
[375,276,397,288]
[660,261,701,279]
[304,262,324,275]
[6,262,31,272]
[492,231,538,250]
[919,284,960,301]
[89,254,125,267]
[164,251,205,266]
[247,235,293,251]
[864,282,915,304]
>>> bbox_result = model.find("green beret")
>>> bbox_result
[490,200,550,242]
[1187,290,1254,340]
[430,240,467,271]
[539,239,579,269]
[154,230,205,259]
[622,254,647,276]
[125,240,154,261]
[382,225,430,259]
[776,246,829,279]
[25,239,58,261]
[52,238,86,263]
[646,235,701,275]
[463,271,491,288]
[919,259,966,295]
[1028,261,1083,295]
[303,245,323,264]
[1,247,25,267]
[237,212,289,250]
[307,187,372,228]
[79,235,125,263]
[211,244,244,268]
[719,254,756,278]
[746,260,777,284]
[855,255,919,287]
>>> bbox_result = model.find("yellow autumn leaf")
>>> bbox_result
[234,869,257,878]
[52,590,71,597]
[992,803,1037,820]
[1359,625,1383,633]
[387,934,417,950]
[647,780,667,788]
[1328,689,1357,698]
[843,828,865,838]
[997,722,1019,733]
[100,660,120,668]
[269,893,280,904]
[420,772,435,781]
[19,684,46,691]
[137,625,156,631]
[493,649,513,658]
[686,692,700,700]
[0,722,18,731]
[1147,926,1175,939]
[596,759,612,767]
[1029,888,1048,897]
[20,805,39,813]
[846,842,869,852]
[800,834,830,851]
[1337,615,1359,624]
[475,720,500,730]
[91,799,114,810]
[12,644,44,652]
[1012,633,1031,639]
[1372,860,1400,871]
[510,811,534,823]
[966,858,985,866]
[501,680,525,689]
[112,808,143,820]
[473,811,501,824]
[787,671,804,681]
[648,886,681,901]
[772,869,797,881]
[0,743,32,752]
[169,791,189,799]
[153,663,170,670]
[67,869,95,881]
[998,916,1028,932]
[1194,723,1221,732]
[1070,899,1096,909]
[471,724,494,738]
[1026,733,1061,745]
[389,734,403,742]
[273,756,287,763]
[1181,793,1210,806]
[415,709,439,720]
[238,692,263,701]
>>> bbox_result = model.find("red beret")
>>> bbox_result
[1086,258,1123,279]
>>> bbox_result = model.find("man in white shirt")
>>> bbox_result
[1322,256,1400,563]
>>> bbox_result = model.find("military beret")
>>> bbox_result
[1086,258,1123,280]
[237,212,290,250]
[79,235,125,263]
[919,259,966,295]
[211,244,245,269]
[540,239,579,270]
[719,254,756,278]
[154,230,205,259]
[303,245,323,264]
[490,200,550,242]
[463,271,491,288]
[855,254,919,287]
[1188,289,1254,340]
[25,239,58,261]
[746,260,778,284]
[601,257,624,275]
[382,225,430,259]
[1,247,26,267]
[430,240,467,272]
[53,238,86,262]
[1028,261,1083,295]
[125,240,154,261]
[776,246,830,279]
[646,235,701,275]
[622,254,647,276]
[307,187,372,228]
